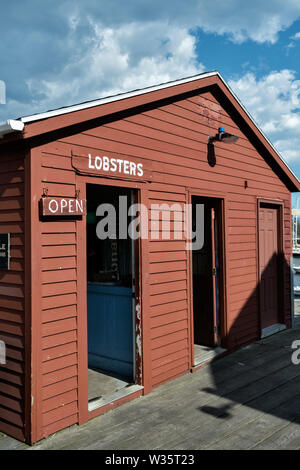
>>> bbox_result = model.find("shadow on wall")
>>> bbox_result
[197,253,300,424]
[224,252,289,349]
[207,142,216,167]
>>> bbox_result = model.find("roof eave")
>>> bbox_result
[0,119,24,139]
[19,71,219,124]
[0,71,299,191]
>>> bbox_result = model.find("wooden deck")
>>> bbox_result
[2,308,300,450]
[193,344,226,366]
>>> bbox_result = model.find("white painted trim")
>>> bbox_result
[0,70,298,185]
[219,77,300,186]
[19,71,219,123]
[88,384,144,412]
[261,323,286,339]
[0,119,24,138]
[193,346,226,367]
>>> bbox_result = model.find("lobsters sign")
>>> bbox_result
[88,154,144,177]
[71,151,152,180]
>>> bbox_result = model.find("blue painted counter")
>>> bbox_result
[87,283,133,378]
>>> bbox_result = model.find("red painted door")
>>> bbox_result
[259,205,279,329]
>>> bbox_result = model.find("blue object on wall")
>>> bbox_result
[87,283,133,379]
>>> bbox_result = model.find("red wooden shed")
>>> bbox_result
[0,71,299,444]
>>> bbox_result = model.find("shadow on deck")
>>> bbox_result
[1,260,300,450]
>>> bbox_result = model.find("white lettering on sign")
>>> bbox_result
[88,154,143,177]
[49,199,59,213]
[44,198,86,215]
[76,199,84,212]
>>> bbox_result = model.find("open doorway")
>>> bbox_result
[192,196,226,366]
[86,184,138,410]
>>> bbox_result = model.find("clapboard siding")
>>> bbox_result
[40,152,78,437]
[64,133,288,196]
[0,152,26,441]
[145,190,189,386]
[24,85,293,442]
[283,197,292,325]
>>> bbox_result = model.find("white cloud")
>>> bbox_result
[286,31,300,52]
[24,21,204,115]
[1,0,300,123]
[61,0,300,44]
[1,1,300,170]
[291,31,300,39]
[229,70,300,162]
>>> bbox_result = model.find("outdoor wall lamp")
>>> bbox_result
[208,127,239,144]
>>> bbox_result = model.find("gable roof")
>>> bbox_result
[0,71,299,191]
[19,71,219,123]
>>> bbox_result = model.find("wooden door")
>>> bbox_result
[192,199,219,347]
[259,205,279,329]
[87,284,133,377]
[211,207,218,345]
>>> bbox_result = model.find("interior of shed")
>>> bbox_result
[192,196,226,365]
[86,184,136,409]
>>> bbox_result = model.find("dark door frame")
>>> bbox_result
[256,198,285,336]
[187,189,228,368]
[76,175,144,425]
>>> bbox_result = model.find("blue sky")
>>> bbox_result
[1,1,300,190]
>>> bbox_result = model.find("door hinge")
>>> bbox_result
[212,267,217,276]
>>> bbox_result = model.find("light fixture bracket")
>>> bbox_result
[209,127,239,144]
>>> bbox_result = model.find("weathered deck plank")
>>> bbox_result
[1,310,300,450]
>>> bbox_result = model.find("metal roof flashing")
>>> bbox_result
[0,119,24,139]
[18,71,219,124]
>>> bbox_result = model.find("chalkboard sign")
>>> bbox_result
[0,234,10,270]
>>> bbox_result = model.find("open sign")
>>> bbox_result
[41,197,87,216]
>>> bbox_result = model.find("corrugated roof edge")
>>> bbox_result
[0,70,299,186]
